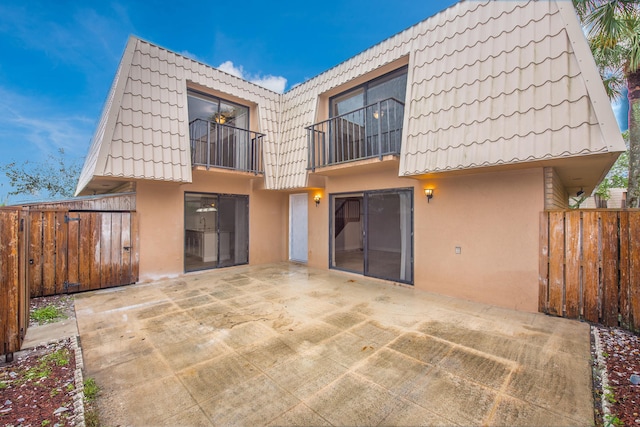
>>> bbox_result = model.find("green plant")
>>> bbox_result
[41,420,51,426]
[85,408,100,427]
[30,305,66,324]
[41,348,70,367]
[23,364,51,381]
[0,381,7,389]
[84,377,99,403]
[604,414,624,427]
[20,348,70,383]
[66,382,74,391]
[604,386,617,404]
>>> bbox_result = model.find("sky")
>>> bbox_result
[0,0,629,204]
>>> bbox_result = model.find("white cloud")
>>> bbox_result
[217,60,244,79]
[251,75,287,94]
[217,60,287,94]
[0,87,92,160]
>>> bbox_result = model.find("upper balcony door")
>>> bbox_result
[308,67,408,171]
[188,90,264,173]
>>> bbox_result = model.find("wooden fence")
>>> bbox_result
[1,206,138,359]
[0,209,28,360]
[27,210,139,297]
[539,210,640,332]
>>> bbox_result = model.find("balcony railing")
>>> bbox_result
[307,97,404,171]
[189,119,265,174]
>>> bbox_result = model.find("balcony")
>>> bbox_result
[190,119,265,174]
[307,97,405,171]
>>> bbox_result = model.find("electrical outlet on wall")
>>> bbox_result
[455,246,461,254]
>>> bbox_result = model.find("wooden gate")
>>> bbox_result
[27,210,139,297]
[0,208,29,359]
[540,210,640,332]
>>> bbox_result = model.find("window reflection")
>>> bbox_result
[187,90,249,129]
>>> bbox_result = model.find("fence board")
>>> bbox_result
[582,212,600,323]
[42,211,56,296]
[0,210,21,358]
[17,209,29,347]
[601,212,619,326]
[630,214,640,331]
[565,211,581,318]
[110,213,122,287]
[121,212,132,285]
[67,212,80,291]
[78,212,93,291]
[548,211,565,316]
[100,213,113,288]
[54,212,67,295]
[28,212,43,298]
[90,213,102,290]
[539,212,549,313]
[619,212,631,329]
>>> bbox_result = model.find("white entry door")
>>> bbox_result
[289,193,308,262]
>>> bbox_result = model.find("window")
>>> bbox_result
[330,66,408,117]
[187,90,249,130]
[188,90,263,172]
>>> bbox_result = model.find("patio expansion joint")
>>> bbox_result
[421,332,521,371]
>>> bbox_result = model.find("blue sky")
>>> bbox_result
[0,0,629,204]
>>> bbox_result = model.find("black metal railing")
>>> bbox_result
[189,119,265,174]
[307,97,404,171]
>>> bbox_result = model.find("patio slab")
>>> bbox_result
[74,263,594,426]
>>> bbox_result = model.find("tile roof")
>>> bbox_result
[399,0,621,176]
[76,0,625,195]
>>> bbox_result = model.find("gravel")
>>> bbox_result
[592,325,640,426]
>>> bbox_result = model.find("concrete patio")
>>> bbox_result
[74,263,594,426]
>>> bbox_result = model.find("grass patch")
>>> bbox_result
[604,414,624,427]
[83,377,101,427]
[30,305,66,324]
[604,385,617,404]
[21,348,70,383]
[85,408,100,427]
[41,348,70,366]
[84,377,100,403]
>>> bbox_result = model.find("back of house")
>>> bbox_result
[75,0,625,312]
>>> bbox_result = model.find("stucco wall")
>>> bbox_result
[136,164,543,312]
[305,165,544,312]
[136,171,286,282]
[416,168,544,312]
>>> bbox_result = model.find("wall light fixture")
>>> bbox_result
[424,189,434,203]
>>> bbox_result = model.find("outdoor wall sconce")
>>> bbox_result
[424,189,434,203]
[314,194,321,207]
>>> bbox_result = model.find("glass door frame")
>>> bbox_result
[183,191,249,273]
[329,187,414,285]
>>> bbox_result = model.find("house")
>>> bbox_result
[75,0,626,313]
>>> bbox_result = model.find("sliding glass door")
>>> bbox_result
[365,190,413,283]
[184,192,249,272]
[331,188,413,284]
